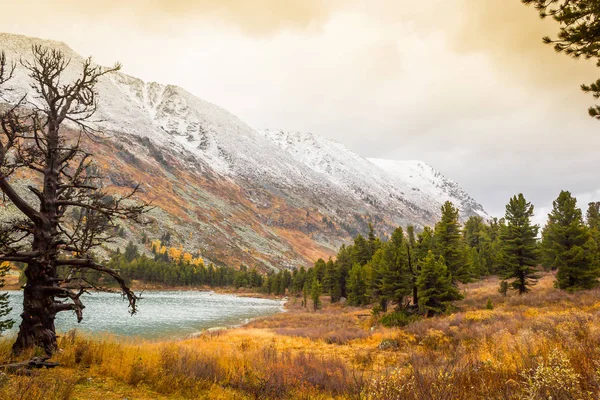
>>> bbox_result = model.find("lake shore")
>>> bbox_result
[3,272,285,301]
[2,273,599,399]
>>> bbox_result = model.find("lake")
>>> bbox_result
[4,290,285,339]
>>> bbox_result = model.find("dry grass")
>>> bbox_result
[2,272,600,399]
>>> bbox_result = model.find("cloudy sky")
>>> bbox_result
[2,0,600,224]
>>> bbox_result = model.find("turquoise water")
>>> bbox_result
[4,290,284,339]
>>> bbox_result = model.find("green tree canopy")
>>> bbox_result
[417,252,463,317]
[542,191,599,289]
[500,194,540,294]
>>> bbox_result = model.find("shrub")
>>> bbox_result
[486,298,494,310]
[381,311,420,328]
[522,349,587,400]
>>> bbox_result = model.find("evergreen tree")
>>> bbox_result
[347,263,369,306]
[463,216,485,248]
[302,281,309,308]
[0,263,13,334]
[368,248,389,311]
[124,241,140,263]
[417,252,463,317]
[406,225,419,306]
[334,245,353,298]
[434,201,471,282]
[352,235,372,266]
[381,227,411,307]
[587,202,600,231]
[310,278,322,311]
[500,194,540,294]
[542,191,599,290]
[523,0,600,118]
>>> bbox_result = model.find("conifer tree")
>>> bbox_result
[334,245,353,299]
[500,194,540,294]
[352,235,372,265]
[381,227,411,307]
[368,247,389,311]
[434,201,471,282]
[523,0,600,118]
[322,258,337,299]
[406,225,419,306]
[417,252,463,317]
[302,281,309,308]
[310,278,322,311]
[347,263,369,306]
[587,202,600,245]
[0,263,13,334]
[542,191,599,290]
[415,227,434,261]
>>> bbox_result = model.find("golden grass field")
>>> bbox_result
[2,272,600,399]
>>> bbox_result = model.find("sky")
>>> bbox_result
[1,0,600,225]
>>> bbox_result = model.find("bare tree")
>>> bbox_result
[0,45,148,356]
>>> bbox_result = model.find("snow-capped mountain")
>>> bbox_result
[0,33,488,270]
[367,158,488,220]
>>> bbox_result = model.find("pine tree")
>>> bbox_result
[434,201,471,282]
[347,263,369,306]
[406,225,419,306]
[542,191,599,290]
[522,0,600,118]
[323,258,337,298]
[124,241,139,263]
[417,252,463,317]
[352,235,372,265]
[302,281,309,308]
[334,245,353,299]
[310,278,322,311]
[381,227,411,307]
[500,194,540,294]
[368,248,389,311]
[0,262,14,333]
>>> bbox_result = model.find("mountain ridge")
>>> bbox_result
[0,32,488,271]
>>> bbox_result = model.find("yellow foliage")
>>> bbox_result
[151,239,161,252]
[167,247,182,261]
[464,310,495,322]
[192,258,204,267]
[182,252,193,264]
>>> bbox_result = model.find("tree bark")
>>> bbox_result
[12,261,58,356]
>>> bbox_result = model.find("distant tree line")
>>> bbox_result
[105,241,263,289]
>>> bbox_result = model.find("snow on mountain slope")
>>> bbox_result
[261,130,488,223]
[0,33,489,270]
[368,158,488,220]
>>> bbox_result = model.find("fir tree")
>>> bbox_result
[542,191,599,290]
[500,194,540,294]
[417,252,463,317]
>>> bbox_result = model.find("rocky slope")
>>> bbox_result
[0,33,488,271]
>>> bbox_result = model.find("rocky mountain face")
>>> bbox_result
[0,33,488,271]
